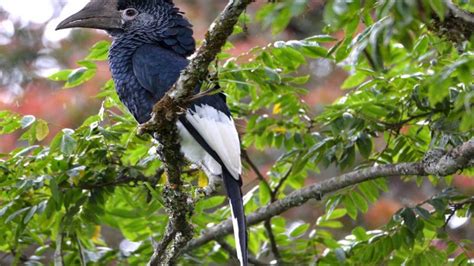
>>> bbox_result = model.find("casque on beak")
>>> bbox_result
[56,0,122,31]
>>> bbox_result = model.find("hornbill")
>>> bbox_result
[57,0,248,265]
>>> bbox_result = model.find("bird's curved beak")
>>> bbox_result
[56,0,122,31]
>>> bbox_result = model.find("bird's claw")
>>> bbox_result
[197,177,222,197]
[197,185,217,197]
[137,123,150,136]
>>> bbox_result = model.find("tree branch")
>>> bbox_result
[272,165,293,200]
[444,0,474,24]
[430,0,474,43]
[139,0,255,264]
[184,139,474,251]
[243,149,284,263]
[216,238,267,266]
[263,219,281,263]
[75,168,165,190]
[243,149,266,182]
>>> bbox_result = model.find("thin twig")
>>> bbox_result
[216,238,267,266]
[263,219,281,263]
[243,149,273,193]
[77,168,165,190]
[444,197,474,228]
[242,149,267,183]
[243,149,283,263]
[266,164,294,264]
[363,49,379,71]
[271,165,294,201]
[185,84,223,103]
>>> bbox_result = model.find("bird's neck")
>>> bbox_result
[109,37,139,84]
[107,12,195,123]
[109,36,139,94]
[109,37,157,123]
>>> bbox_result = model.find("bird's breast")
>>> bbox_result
[113,77,157,124]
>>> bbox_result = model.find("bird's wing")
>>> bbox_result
[159,20,195,56]
[183,96,242,180]
[132,44,189,99]
[132,44,241,179]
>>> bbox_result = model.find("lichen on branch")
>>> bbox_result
[143,0,255,264]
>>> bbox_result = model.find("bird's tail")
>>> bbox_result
[222,168,248,266]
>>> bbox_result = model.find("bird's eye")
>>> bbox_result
[122,8,138,20]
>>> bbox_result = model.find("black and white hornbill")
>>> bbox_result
[57,0,248,265]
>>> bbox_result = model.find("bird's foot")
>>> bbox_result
[155,143,164,158]
[197,177,222,197]
[197,184,218,197]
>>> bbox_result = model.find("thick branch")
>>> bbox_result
[143,0,255,264]
[185,139,474,251]
[445,0,474,24]
[430,0,474,42]
[170,0,255,101]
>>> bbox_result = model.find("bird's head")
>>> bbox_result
[57,0,188,38]
[57,0,195,55]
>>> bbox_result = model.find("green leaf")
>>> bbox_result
[343,195,358,220]
[48,70,72,81]
[453,253,468,265]
[413,35,429,56]
[429,0,446,21]
[272,8,292,34]
[21,115,36,129]
[5,207,30,223]
[64,68,96,88]
[196,196,226,211]
[305,35,337,42]
[85,41,110,61]
[50,177,62,205]
[327,208,347,220]
[358,182,379,203]
[60,129,76,156]
[0,202,13,217]
[13,145,40,158]
[341,72,368,89]
[400,208,418,234]
[23,205,38,224]
[317,220,343,228]
[144,183,164,207]
[352,226,369,241]
[350,192,368,213]
[414,206,431,220]
[259,181,272,205]
[290,223,310,238]
[429,198,447,213]
[292,154,309,176]
[356,134,373,159]
[77,60,97,69]
[35,120,49,141]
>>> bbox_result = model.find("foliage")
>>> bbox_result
[1,0,473,265]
